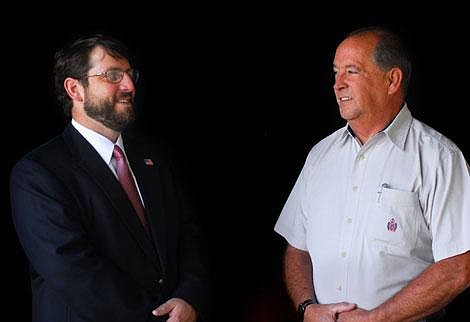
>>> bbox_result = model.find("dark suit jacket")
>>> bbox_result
[10,125,208,322]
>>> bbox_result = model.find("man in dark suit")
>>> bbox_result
[10,34,208,322]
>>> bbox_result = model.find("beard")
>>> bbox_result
[84,92,135,132]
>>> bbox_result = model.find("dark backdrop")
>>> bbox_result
[3,5,468,321]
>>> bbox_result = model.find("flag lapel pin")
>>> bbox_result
[144,158,154,166]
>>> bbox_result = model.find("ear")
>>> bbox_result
[387,68,403,95]
[64,77,84,102]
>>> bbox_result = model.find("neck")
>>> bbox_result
[349,122,387,144]
[349,105,402,144]
[72,113,120,143]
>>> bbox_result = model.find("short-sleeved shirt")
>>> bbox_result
[274,105,470,309]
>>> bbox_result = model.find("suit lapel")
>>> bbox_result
[62,125,161,271]
[124,136,167,275]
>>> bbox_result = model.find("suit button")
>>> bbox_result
[157,278,164,286]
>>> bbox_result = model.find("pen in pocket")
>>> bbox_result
[377,183,389,202]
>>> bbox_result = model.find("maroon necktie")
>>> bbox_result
[113,145,149,233]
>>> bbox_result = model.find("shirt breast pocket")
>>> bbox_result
[368,187,420,255]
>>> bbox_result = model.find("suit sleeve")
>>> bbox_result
[10,158,160,322]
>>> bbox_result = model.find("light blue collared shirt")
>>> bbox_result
[275,104,470,310]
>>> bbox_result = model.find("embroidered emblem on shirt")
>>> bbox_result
[387,218,397,232]
[144,158,154,166]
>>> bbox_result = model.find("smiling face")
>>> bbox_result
[82,46,137,132]
[333,33,392,129]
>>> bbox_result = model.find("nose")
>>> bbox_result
[119,72,136,91]
[333,72,346,92]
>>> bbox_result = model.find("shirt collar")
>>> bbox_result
[337,103,412,150]
[382,103,412,151]
[339,124,354,146]
[71,119,125,164]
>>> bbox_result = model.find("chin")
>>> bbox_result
[338,107,348,120]
[115,103,133,110]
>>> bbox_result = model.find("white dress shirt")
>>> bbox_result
[71,119,145,204]
[275,104,470,310]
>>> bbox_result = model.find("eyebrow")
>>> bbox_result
[333,64,361,70]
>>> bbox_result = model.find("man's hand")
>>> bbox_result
[337,307,371,322]
[152,298,197,322]
[304,302,356,322]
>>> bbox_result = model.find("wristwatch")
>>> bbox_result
[297,298,316,321]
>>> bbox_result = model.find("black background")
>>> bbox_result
[3,4,468,321]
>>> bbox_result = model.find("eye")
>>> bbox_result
[333,68,339,78]
[106,70,123,83]
[346,68,359,74]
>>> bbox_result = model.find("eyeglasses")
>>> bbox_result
[82,68,139,84]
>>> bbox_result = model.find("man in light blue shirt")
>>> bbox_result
[275,27,470,322]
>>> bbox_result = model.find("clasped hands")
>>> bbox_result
[304,302,372,322]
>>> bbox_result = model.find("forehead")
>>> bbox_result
[334,33,378,67]
[88,46,130,71]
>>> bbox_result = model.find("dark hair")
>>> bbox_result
[53,34,132,117]
[348,26,412,96]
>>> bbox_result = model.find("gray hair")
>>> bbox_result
[348,26,412,96]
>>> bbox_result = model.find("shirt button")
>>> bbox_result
[337,285,342,291]
[359,154,366,160]
[352,185,358,192]
[341,251,347,257]
[347,218,352,224]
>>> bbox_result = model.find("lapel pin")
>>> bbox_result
[144,158,154,166]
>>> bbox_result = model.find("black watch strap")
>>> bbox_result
[297,298,316,321]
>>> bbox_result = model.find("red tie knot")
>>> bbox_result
[113,145,124,161]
